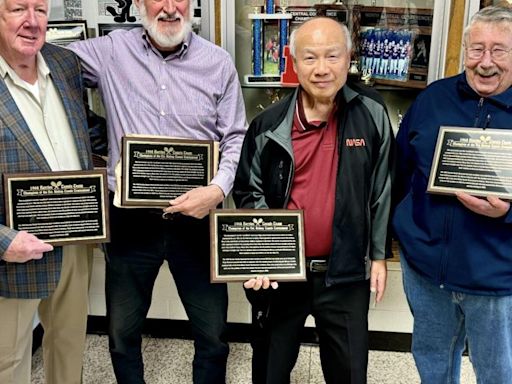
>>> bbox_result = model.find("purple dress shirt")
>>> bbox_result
[69,29,247,195]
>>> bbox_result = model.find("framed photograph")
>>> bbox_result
[263,21,280,76]
[357,6,433,89]
[359,28,413,83]
[98,23,141,37]
[411,34,431,68]
[210,209,306,283]
[46,20,88,47]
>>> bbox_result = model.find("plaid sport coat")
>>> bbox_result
[0,43,93,299]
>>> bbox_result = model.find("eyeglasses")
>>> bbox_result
[466,47,512,60]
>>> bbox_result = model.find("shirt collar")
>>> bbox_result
[141,29,191,59]
[458,71,512,107]
[0,51,50,83]
[294,87,334,131]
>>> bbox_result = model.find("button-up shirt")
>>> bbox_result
[69,30,247,194]
[0,53,81,172]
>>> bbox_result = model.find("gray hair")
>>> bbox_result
[289,17,352,57]
[463,6,512,46]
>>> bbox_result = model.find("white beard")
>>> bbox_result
[139,3,192,49]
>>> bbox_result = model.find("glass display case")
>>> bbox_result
[224,0,452,128]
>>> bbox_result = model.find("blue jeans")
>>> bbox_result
[105,200,228,384]
[401,256,512,384]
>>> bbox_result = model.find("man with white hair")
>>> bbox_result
[69,0,247,383]
[0,0,94,383]
[394,5,512,383]
[234,17,393,384]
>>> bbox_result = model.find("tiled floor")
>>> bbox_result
[31,334,477,383]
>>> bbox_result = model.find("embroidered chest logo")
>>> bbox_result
[345,138,366,147]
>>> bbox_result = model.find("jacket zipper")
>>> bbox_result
[265,132,295,207]
[282,159,294,207]
[474,98,484,127]
[439,203,453,288]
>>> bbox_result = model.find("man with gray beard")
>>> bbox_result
[69,1,247,383]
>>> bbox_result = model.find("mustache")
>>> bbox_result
[157,12,182,22]
[475,68,499,77]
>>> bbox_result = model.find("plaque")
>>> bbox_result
[427,126,512,199]
[120,135,219,207]
[314,2,349,24]
[210,209,306,283]
[4,170,109,246]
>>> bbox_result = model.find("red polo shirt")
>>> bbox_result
[287,91,339,258]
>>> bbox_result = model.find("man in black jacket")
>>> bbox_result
[233,17,394,384]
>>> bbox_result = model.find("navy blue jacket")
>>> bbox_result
[393,73,512,296]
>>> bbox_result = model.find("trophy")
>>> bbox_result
[251,0,261,13]
[265,0,275,13]
[349,60,360,75]
[279,0,289,13]
[361,68,374,86]
[246,1,292,85]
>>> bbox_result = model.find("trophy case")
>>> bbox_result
[224,0,451,130]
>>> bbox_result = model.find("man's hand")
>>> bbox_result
[244,276,279,291]
[2,231,53,263]
[456,192,510,218]
[370,259,387,303]
[163,184,225,219]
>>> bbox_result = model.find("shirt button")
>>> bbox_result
[162,61,166,65]
[161,85,167,90]
[440,284,444,289]
[160,111,166,116]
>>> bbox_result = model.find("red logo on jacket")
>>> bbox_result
[345,138,366,147]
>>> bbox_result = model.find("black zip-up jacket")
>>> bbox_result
[233,85,394,286]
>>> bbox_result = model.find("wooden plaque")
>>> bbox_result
[120,135,218,207]
[4,170,109,246]
[210,209,306,283]
[428,126,512,199]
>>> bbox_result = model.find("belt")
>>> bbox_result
[306,258,328,273]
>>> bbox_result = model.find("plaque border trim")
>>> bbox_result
[210,209,306,283]
[3,169,110,246]
[427,126,512,199]
[121,136,216,207]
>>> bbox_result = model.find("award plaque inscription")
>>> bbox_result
[428,126,512,199]
[120,135,218,207]
[4,170,109,245]
[210,209,306,283]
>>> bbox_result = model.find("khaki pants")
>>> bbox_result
[0,245,91,384]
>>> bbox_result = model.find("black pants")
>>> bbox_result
[105,198,228,384]
[249,273,370,384]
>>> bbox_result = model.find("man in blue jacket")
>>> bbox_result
[393,6,512,384]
